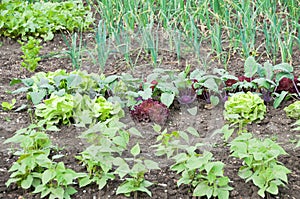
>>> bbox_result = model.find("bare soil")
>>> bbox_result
[0,33,299,199]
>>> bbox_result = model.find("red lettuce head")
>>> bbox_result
[130,99,169,124]
[277,77,297,93]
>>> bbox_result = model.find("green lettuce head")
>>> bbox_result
[224,92,266,126]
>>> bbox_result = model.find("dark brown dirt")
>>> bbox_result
[0,32,299,199]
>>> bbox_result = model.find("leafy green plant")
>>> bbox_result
[253,58,298,107]
[190,68,231,106]
[284,101,300,119]
[212,124,235,143]
[73,94,124,127]
[18,37,42,72]
[75,145,116,190]
[151,124,200,158]
[76,117,144,190]
[4,124,53,189]
[32,161,86,199]
[171,148,233,198]
[11,69,111,105]
[230,133,291,198]
[5,124,86,199]
[284,101,300,148]
[35,94,74,128]
[0,0,94,40]
[1,98,16,111]
[224,92,266,133]
[114,143,160,198]
[225,56,298,108]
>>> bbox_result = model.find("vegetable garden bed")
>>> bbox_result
[0,1,299,199]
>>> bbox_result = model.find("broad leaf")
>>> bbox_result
[160,92,175,107]
[273,91,288,109]
[21,175,33,189]
[130,143,140,157]
[244,56,259,78]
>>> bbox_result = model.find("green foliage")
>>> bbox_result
[0,0,94,40]
[32,161,86,199]
[284,101,300,119]
[5,124,86,199]
[76,114,149,192]
[75,145,116,190]
[224,92,266,131]
[171,149,233,198]
[284,101,300,148]
[212,124,235,142]
[63,32,83,70]
[76,118,132,190]
[137,68,183,107]
[191,68,238,106]
[73,94,124,127]
[1,98,16,111]
[11,69,110,105]
[35,94,74,127]
[151,124,200,158]
[4,125,53,189]
[114,143,160,198]
[230,133,291,198]
[18,37,42,72]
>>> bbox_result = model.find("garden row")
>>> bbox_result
[1,0,299,72]
[2,56,300,199]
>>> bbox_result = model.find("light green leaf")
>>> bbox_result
[65,186,77,195]
[186,127,199,137]
[130,143,140,157]
[203,78,219,92]
[273,91,288,109]
[30,90,47,105]
[266,181,279,195]
[160,92,175,107]
[187,106,197,115]
[144,160,160,170]
[217,189,230,199]
[79,176,92,188]
[5,177,22,187]
[21,175,33,189]
[116,181,132,195]
[244,56,259,78]
[152,124,161,132]
[139,88,153,100]
[128,127,143,137]
[193,182,212,197]
[273,63,293,73]
[42,170,55,185]
[210,95,219,106]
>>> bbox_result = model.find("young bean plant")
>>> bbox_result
[171,147,233,198]
[230,133,291,198]
[114,143,160,198]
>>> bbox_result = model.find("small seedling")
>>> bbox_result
[1,98,16,111]
[114,143,160,198]
[18,37,42,72]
